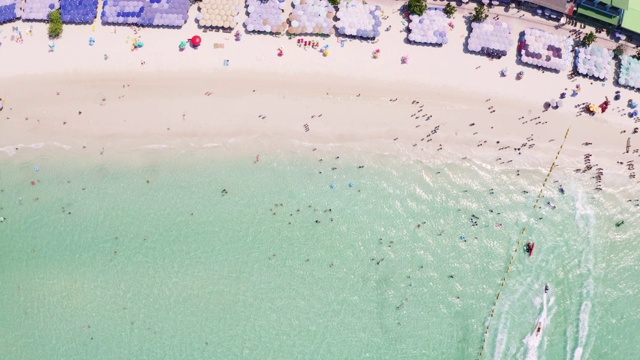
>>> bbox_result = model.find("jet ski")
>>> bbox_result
[526,242,535,257]
[547,201,556,209]
[544,284,550,293]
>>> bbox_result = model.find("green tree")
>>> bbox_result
[613,44,625,58]
[408,0,427,16]
[472,5,488,22]
[581,31,596,47]
[328,0,340,6]
[48,9,63,38]
[443,3,456,18]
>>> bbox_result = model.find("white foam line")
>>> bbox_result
[202,143,223,148]
[138,144,172,150]
[51,142,71,150]
[0,146,19,156]
[0,142,72,156]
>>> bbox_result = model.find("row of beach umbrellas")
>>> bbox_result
[102,0,190,27]
[288,0,334,35]
[619,55,640,89]
[468,20,513,53]
[60,0,98,23]
[335,0,382,39]
[520,28,572,71]
[197,0,242,28]
[408,10,448,45]
[244,0,287,33]
[575,45,613,80]
[22,0,58,20]
[0,0,20,24]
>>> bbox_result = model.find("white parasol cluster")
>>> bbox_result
[288,0,335,35]
[520,28,573,71]
[408,10,448,45]
[197,0,242,28]
[244,0,287,33]
[619,55,640,89]
[23,0,59,20]
[335,0,382,39]
[575,45,613,80]
[102,0,190,27]
[468,20,514,53]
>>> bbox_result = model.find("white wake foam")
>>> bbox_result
[570,189,596,360]
[524,292,552,360]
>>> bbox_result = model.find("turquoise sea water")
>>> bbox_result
[1,148,639,359]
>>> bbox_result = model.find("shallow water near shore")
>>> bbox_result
[0,148,638,359]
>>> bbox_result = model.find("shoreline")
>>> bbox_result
[1,69,637,183]
[2,1,639,191]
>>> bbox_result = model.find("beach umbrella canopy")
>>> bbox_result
[191,35,202,47]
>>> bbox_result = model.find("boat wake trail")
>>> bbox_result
[573,296,593,360]
[523,291,553,360]
[568,189,595,360]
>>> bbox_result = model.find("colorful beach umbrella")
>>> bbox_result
[191,35,202,47]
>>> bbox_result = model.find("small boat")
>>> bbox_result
[535,322,542,336]
[559,185,565,195]
[526,242,535,257]
[615,220,625,227]
[547,201,556,209]
[544,284,550,293]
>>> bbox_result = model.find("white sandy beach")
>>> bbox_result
[1,1,639,189]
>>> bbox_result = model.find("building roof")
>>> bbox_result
[621,0,640,33]
[576,6,621,24]
[527,0,575,14]
[611,0,630,9]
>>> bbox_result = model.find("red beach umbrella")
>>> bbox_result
[191,35,202,47]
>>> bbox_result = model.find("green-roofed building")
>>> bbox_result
[575,0,624,28]
[620,0,640,35]
[574,0,640,36]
